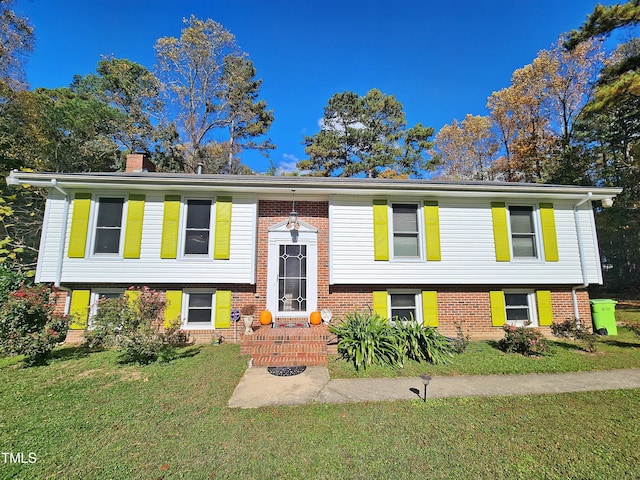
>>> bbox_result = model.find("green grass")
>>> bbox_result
[0,343,639,479]
[617,302,640,325]
[328,326,640,378]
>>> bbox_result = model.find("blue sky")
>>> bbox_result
[18,0,600,173]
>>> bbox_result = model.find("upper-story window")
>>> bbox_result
[509,206,537,258]
[392,204,419,258]
[93,198,124,254]
[184,200,212,255]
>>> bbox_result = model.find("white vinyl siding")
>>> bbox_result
[330,196,602,286]
[36,192,256,284]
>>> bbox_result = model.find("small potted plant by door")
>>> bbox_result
[241,304,256,335]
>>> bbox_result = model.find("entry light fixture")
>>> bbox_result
[287,189,299,230]
[601,197,614,209]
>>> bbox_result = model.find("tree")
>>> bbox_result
[299,89,434,177]
[433,114,499,180]
[217,55,274,173]
[565,0,640,50]
[0,0,34,90]
[155,16,272,173]
[71,58,163,161]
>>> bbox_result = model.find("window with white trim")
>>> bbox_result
[504,292,536,327]
[93,197,124,254]
[184,199,212,255]
[508,206,538,258]
[88,289,124,328]
[184,291,214,329]
[392,203,420,258]
[390,292,420,323]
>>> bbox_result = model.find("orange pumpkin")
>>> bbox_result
[310,311,322,325]
[259,310,272,325]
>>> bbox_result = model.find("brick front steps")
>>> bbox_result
[241,324,335,367]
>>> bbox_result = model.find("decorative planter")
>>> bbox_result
[243,315,254,335]
[310,311,322,325]
[259,310,273,325]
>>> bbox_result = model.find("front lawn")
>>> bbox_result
[1,343,639,479]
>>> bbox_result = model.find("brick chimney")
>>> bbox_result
[125,153,156,173]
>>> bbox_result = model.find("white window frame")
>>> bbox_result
[89,195,127,258]
[507,204,543,261]
[504,290,538,327]
[388,290,422,324]
[181,289,216,330]
[88,288,124,329]
[390,202,423,261]
[181,198,214,258]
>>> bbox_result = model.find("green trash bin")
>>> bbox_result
[590,299,618,335]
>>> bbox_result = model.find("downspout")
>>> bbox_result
[51,179,69,289]
[572,192,592,325]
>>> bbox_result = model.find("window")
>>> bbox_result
[504,292,536,327]
[185,292,214,328]
[88,290,123,328]
[392,204,419,258]
[390,293,418,322]
[93,198,124,254]
[509,206,537,258]
[184,200,211,255]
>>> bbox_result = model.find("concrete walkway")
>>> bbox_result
[228,367,640,408]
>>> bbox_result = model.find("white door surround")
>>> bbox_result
[266,219,318,319]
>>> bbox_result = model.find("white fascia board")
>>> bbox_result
[6,171,623,201]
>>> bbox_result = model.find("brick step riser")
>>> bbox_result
[251,344,327,355]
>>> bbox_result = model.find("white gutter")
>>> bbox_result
[572,192,593,324]
[50,179,70,288]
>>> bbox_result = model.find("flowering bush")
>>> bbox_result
[498,323,547,356]
[84,287,190,364]
[0,284,69,364]
[551,317,598,353]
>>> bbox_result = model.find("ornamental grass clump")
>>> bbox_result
[84,287,190,364]
[395,318,454,364]
[329,310,403,371]
[498,323,547,356]
[0,284,69,364]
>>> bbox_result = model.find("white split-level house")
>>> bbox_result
[6,155,621,342]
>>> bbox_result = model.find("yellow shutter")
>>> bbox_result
[69,289,91,329]
[373,200,389,261]
[68,193,92,258]
[214,196,232,260]
[539,203,559,262]
[536,290,554,326]
[215,290,232,328]
[421,291,439,327]
[160,195,181,259]
[423,201,441,261]
[491,202,511,262]
[123,194,145,259]
[124,289,140,304]
[490,290,507,327]
[164,290,183,328]
[372,291,388,319]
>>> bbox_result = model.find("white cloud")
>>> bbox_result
[276,153,300,175]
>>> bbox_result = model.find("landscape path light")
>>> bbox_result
[420,374,432,402]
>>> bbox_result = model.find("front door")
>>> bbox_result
[277,244,308,313]
[266,220,318,319]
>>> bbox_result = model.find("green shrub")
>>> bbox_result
[551,317,598,353]
[0,284,69,364]
[329,310,403,371]
[0,265,30,304]
[498,323,547,356]
[84,287,190,364]
[395,319,454,364]
[451,323,471,354]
